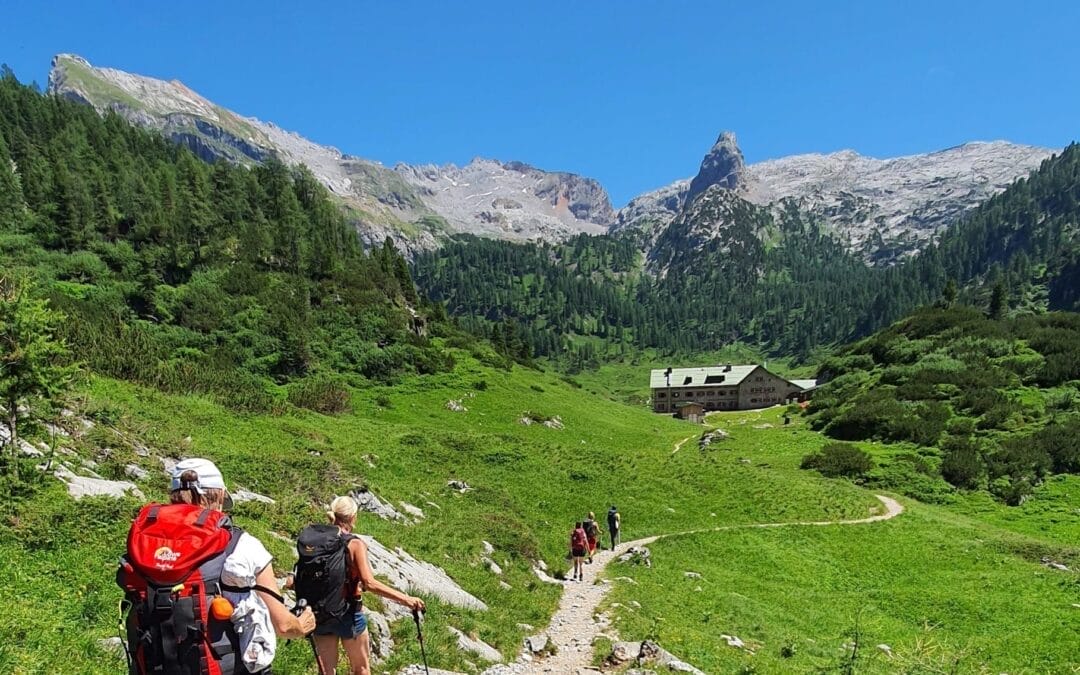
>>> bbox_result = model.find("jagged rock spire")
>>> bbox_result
[686,131,746,204]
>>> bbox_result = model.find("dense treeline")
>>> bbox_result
[0,71,448,409]
[810,306,1080,504]
[413,144,1080,365]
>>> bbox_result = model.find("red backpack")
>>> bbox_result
[116,503,249,675]
[571,528,587,550]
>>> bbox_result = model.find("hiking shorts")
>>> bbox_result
[314,609,367,639]
[572,548,587,558]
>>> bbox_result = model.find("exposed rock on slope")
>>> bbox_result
[616,132,1053,263]
[686,131,746,203]
[396,159,611,241]
[47,54,613,250]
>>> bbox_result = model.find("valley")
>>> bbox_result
[0,44,1078,675]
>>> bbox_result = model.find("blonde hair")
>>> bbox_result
[169,469,227,510]
[326,496,359,526]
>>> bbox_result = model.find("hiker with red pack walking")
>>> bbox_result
[583,511,602,563]
[294,496,426,675]
[570,522,588,581]
[116,458,315,675]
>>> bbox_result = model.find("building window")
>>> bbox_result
[657,392,667,399]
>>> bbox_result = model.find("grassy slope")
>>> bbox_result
[0,352,874,674]
[601,407,1080,673]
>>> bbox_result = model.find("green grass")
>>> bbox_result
[600,411,1080,673]
[0,353,873,673]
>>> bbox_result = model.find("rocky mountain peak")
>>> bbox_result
[686,131,746,204]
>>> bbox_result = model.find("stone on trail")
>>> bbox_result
[532,565,561,584]
[608,641,643,665]
[56,466,144,500]
[360,535,488,611]
[524,633,549,653]
[399,666,466,675]
[448,626,502,662]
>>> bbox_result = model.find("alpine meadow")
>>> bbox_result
[2,6,1080,674]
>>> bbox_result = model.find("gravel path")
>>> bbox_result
[518,495,904,674]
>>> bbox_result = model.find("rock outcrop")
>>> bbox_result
[686,131,746,203]
[360,535,488,611]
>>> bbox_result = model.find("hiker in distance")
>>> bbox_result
[584,511,602,563]
[294,496,426,675]
[607,505,621,550]
[570,521,588,581]
[117,458,316,675]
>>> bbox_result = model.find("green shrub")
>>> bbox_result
[801,442,874,479]
[940,437,985,489]
[287,374,351,415]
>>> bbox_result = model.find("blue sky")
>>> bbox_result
[2,1,1077,205]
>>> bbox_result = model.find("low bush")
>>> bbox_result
[801,442,874,479]
[286,374,350,414]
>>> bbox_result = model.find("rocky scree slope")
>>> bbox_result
[47,54,614,251]
[616,131,1053,264]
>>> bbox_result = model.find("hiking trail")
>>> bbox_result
[670,434,695,455]
[519,495,903,674]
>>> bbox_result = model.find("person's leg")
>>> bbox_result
[312,634,340,674]
[340,630,372,675]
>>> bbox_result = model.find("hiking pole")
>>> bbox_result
[292,599,326,675]
[413,608,430,675]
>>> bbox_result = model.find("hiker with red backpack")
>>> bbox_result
[294,495,425,675]
[116,458,315,675]
[570,522,588,581]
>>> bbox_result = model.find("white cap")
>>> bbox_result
[170,457,227,493]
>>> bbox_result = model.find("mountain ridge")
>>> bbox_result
[49,53,1054,262]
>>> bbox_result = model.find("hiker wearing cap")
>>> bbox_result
[296,496,425,675]
[607,505,621,550]
[116,457,315,675]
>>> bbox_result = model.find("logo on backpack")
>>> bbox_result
[153,546,182,566]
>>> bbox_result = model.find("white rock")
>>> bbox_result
[448,626,502,662]
[720,634,744,648]
[56,466,144,500]
[532,566,561,585]
[683,571,701,579]
[481,540,495,555]
[124,464,150,480]
[97,636,125,655]
[361,535,488,611]
[878,644,893,657]
[499,581,512,591]
[481,556,503,575]
[524,634,548,653]
[399,501,425,519]
[232,488,275,505]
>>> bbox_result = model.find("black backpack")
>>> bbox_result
[294,524,355,625]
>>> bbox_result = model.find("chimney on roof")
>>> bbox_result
[664,367,672,387]
[724,364,732,372]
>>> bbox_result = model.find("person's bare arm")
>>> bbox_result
[349,538,425,611]
[254,563,315,638]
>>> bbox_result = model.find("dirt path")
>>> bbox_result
[670,435,695,455]
[521,495,903,674]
